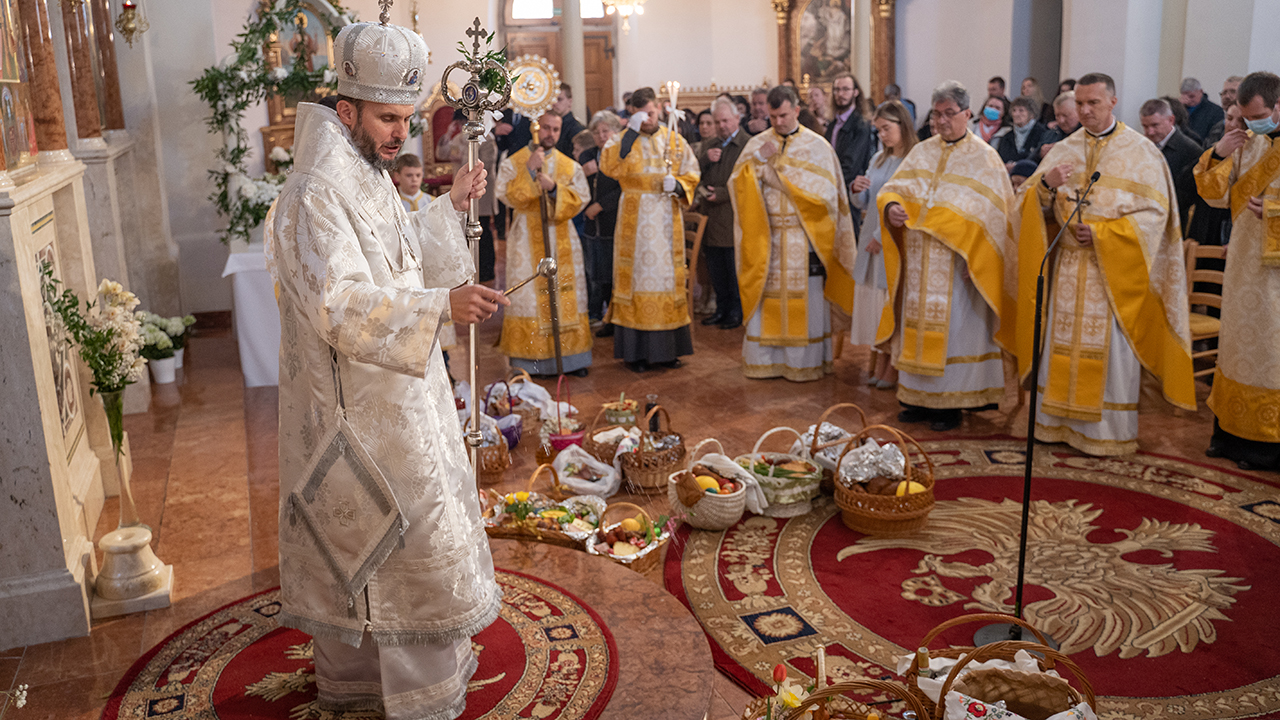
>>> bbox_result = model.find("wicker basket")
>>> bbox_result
[736,427,822,517]
[936,641,1096,720]
[481,466,606,550]
[506,368,543,433]
[902,612,1057,719]
[668,438,747,531]
[833,424,935,536]
[585,501,669,573]
[581,408,629,464]
[776,678,930,720]
[620,405,686,495]
[804,402,868,495]
[474,435,512,486]
[547,375,585,451]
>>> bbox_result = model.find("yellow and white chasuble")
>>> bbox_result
[1195,132,1280,444]
[876,132,1017,408]
[265,104,499,720]
[1016,123,1195,456]
[729,126,856,382]
[495,147,593,373]
[599,126,700,331]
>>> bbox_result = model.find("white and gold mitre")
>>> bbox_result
[334,9,428,105]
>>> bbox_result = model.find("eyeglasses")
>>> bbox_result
[929,108,967,121]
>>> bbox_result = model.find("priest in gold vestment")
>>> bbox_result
[496,112,593,376]
[729,85,856,382]
[877,81,1018,432]
[1015,73,1195,456]
[1195,71,1280,470]
[599,86,700,371]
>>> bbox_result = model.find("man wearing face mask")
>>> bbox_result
[1015,73,1194,457]
[877,80,1018,431]
[600,86,701,372]
[1195,71,1280,471]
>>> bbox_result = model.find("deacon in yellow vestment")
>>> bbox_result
[877,81,1017,430]
[729,86,856,382]
[599,87,700,369]
[1015,74,1194,456]
[1194,71,1280,470]
[496,113,593,375]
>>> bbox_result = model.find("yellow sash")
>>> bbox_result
[1230,137,1280,266]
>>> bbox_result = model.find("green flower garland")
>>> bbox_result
[191,0,352,244]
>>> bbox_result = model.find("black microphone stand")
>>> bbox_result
[974,170,1100,647]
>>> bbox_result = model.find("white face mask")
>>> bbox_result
[1245,112,1279,136]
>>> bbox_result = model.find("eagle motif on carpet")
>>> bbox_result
[838,497,1249,659]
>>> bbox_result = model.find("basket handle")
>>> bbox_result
[601,501,652,526]
[916,612,1051,651]
[508,367,534,386]
[751,425,804,455]
[932,640,1095,720]
[687,438,726,471]
[555,375,572,427]
[846,424,935,481]
[638,404,672,441]
[482,379,512,418]
[586,407,612,435]
[526,463,562,496]
[782,679,928,720]
[810,403,868,457]
[835,423,905,467]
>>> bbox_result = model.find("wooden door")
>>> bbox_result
[583,33,614,114]
[506,31,561,74]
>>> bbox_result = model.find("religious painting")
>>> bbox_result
[794,0,853,85]
[0,0,20,83]
[265,1,338,125]
[36,241,81,443]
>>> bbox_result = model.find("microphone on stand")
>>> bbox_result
[973,170,1101,648]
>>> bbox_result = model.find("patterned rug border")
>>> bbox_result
[100,570,620,720]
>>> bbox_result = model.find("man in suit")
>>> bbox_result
[1180,77,1225,146]
[553,83,587,159]
[824,73,875,221]
[695,97,749,329]
[1140,98,1202,230]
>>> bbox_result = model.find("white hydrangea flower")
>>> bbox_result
[323,68,336,84]
[269,146,291,163]
[271,67,288,82]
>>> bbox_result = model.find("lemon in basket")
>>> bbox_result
[620,517,642,532]
[895,480,927,496]
[695,475,720,492]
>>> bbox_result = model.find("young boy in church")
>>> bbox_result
[393,153,427,211]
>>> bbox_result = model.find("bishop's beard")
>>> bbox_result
[353,122,400,173]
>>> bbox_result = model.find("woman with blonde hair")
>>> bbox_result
[848,100,916,388]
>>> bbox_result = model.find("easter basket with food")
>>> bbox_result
[601,392,639,426]
[552,443,622,497]
[581,407,632,464]
[793,402,868,494]
[537,376,584,464]
[668,438,764,531]
[466,413,511,485]
[736,427,823,517]
[834,424,935,536]
[586,502,670,573]
[482,465,606,549]
[505,368,545,433]
[619,405,686,495]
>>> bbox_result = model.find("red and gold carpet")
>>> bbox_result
[102,570,618,720]
[664,437,1280,720]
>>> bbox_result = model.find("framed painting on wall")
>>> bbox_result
[792,0,853,85]
[264,2,338,126]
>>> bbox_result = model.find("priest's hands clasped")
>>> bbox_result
[662,175,677,193]
[450,284,509,325]
[449,161,488,213]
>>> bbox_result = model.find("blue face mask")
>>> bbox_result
[1245,114,1279,136]
[983,107,1001,122]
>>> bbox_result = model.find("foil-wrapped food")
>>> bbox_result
[837,438,906,487]
[642,433,680,452]
[795,421,853,470]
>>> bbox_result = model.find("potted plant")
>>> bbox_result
[141,312,196,368]
[140,322,176,383]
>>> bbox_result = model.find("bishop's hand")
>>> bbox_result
[527,148,545,173]
[758,142,778,161]
[1044,163,1073,189]
[450,284,509,325]
[450,161,487,212]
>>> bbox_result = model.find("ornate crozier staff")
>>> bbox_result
[440,18,512,470]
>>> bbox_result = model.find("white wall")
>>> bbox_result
[896,0,1015,122]
[1181,0,1253,94]
[1060,0,1162,126]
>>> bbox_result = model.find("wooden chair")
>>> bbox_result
[682,210,708,318]
[1184,240,1226,379]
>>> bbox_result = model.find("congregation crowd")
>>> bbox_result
[391,68,1280,470]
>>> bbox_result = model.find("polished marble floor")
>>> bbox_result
[2,287,1256,720]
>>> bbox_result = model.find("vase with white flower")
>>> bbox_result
[41,264,148,529]
[140,322,176,383]
[141,312,196,368]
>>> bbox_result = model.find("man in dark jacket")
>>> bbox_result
[694,97,750,329]
[1140,98,1202,230]
[553,83,587,159]
[578,112,623,334]
[824,73,875,222]
[1180,77,1224,145]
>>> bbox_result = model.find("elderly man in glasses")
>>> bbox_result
[876,80,1018,431]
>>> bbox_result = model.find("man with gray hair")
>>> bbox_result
[694,96,749,328]
[1036,90,1080,158]
[1180,77,1225,144]
[875,79,1018,430]
[265,11,506,720]
[1140,97,1201,228]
